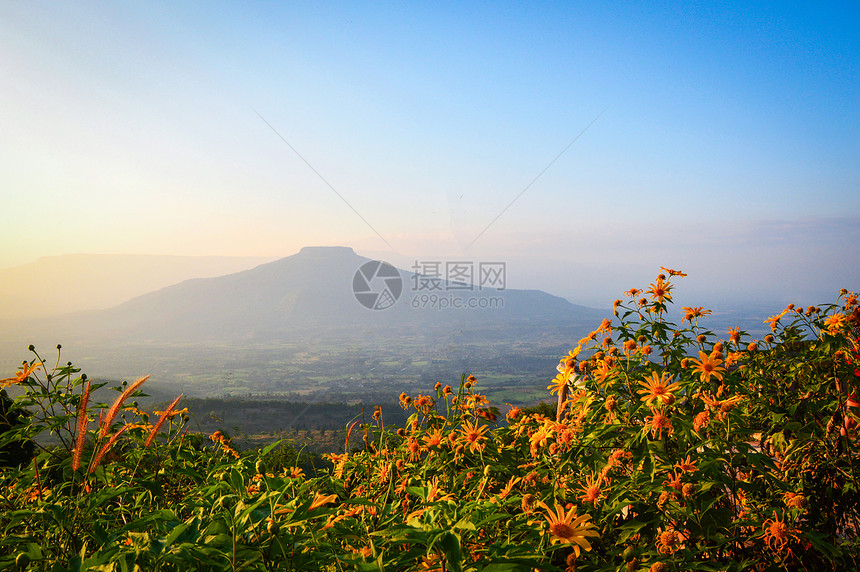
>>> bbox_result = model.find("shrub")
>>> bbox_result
[0,270,857,570]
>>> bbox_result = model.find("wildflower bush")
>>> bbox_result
[0,270,859,571]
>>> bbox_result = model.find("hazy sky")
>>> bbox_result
[2,1,858,305]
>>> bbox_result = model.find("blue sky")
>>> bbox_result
[2,1,858,306]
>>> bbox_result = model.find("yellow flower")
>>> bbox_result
[309,492,338,510]
[152,407,188,418]
[637,372,681,406]
[529,423,554,455]
[548,372,569,396]
[537,501,598,556]
[824,313,847,334]
[689,351,726,383]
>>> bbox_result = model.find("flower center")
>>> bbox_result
[550,522,576,540]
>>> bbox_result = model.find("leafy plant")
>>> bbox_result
[0,271,858,571]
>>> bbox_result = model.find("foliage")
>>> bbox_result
[0,389,34,468]
[0,271,859,571]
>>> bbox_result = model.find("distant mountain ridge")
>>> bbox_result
[18,246,605,345]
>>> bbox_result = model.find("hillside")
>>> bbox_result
[11,247,604,345]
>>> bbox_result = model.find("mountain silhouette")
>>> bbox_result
[8,247,605,346]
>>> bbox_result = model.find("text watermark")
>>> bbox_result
[353,260,507,311]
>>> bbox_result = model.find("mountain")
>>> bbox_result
[0,253,275,320]
[9,247,605,346]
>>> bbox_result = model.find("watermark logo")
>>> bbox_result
[411,261,506,291]
[354,259,507,311]
[352,260,403,310]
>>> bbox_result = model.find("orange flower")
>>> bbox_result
[406,437,421,461]
[674,455,698,473]
[724,351,743,367]
[637,372,681,406]
[414,394,435,413]
[728,327,741,344]
[761,511,799,554]
[593,359,616,386]
[689,351,726,383]
[459,419,488,453]
[681,306,711,324]
[423,428,444,448]
[699,392,743,417]
[660,266,687,277]
[783,492,808,511]
[663,470,683,491]
[646,278,673,303]
[764,310,788,332]
[644,406,674,439]
[607,448,632,469]
[596,319,612,334]
[655,528,684,555]
[467,393,489,408]
[0,361,42,389]
[494,476,521,502]
[375,462,390,484]
[537,501,599,556]
[578,472,603,508]
[693,409,710,433]
[425,476,453,502]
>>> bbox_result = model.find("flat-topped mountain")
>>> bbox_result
[22,246,603,344]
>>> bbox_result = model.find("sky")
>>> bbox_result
[2,1,858,307]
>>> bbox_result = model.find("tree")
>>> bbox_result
[0,389,35,467]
